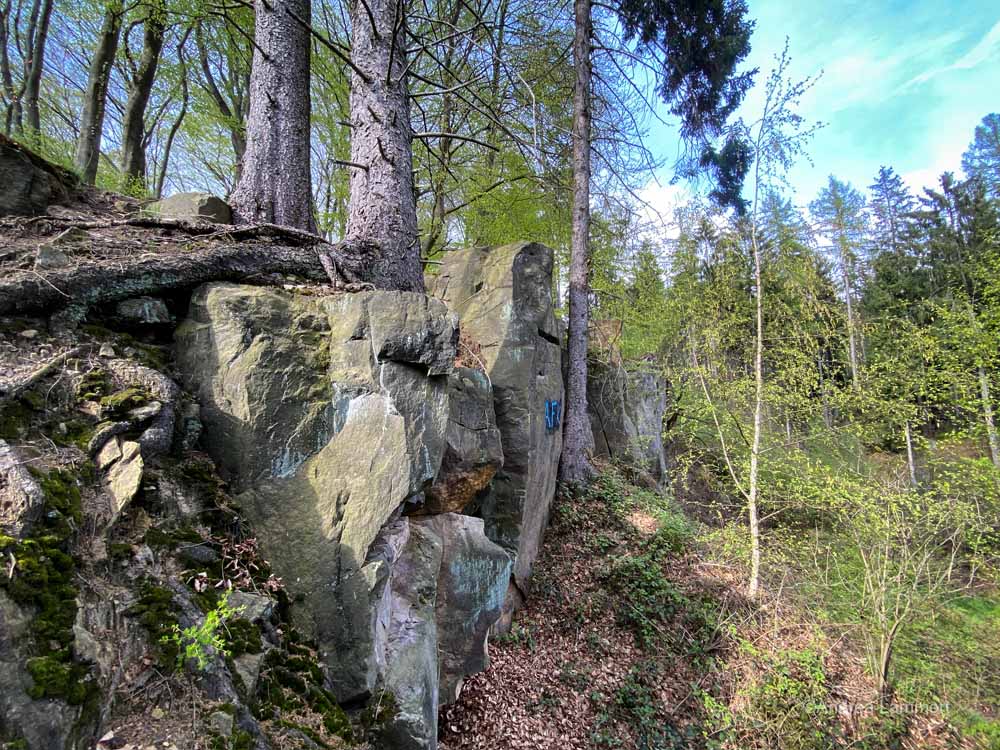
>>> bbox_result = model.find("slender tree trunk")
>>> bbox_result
[22,0,52,139]
[153,46,188,198]
[0,0,15,135]
[74,0,123,184]
[339,0,423,290]
[230,0,314,230]
[904,420,917,488]
[195,24,248,182]
[978,365,1000,469]
[747,223,764,600]
[842,254,860,389]
[559,0,595,484]
[121,1,166,186]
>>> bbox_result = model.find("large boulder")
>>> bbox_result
[375,513,511,750]
[149,191,232,224]
[0,134,76,217]
[588,360,668,485]
[420,368,503,515]
[428,242,564,613]
[177,284,466,703]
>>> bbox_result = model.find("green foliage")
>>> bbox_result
[161,590,244,670]
[704,642,839,750]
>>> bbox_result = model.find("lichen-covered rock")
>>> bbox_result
[176,283,458,702]
[0,439,44,536]
[428,242,564,603]
[149,191,232,224]
[378,519,443,750]
[421,368,503,515]
[105,439,143,516]
[587,361,667,485]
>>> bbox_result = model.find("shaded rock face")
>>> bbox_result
[0,134,75,217]
[375,513,511,750]
[421,368,504,515]
[150,191,232,224]
[428,242,564,602]
[588,361,668,485]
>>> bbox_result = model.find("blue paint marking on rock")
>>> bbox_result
[545,399,562,432]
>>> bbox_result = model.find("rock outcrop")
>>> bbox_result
[428,242,564,620]
[587,360,668,485]
[421,368,504,515]
[0,133,76,217]
[176,282,514,747]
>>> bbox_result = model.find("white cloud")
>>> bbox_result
[904,19,1000,87]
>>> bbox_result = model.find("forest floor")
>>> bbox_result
[438,465,992,750]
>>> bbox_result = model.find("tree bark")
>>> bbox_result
[22,0,53,138]
[121,0,166,186]
[230,0,315,231]
[74,0,123,184]
[558,0,595,484]
[340,0,423,291]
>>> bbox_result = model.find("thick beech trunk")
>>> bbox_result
[230,0,315,231]
[74,0,123,184]
[559,0,595,484]
[121,2,165,184]
[340,0,423,291]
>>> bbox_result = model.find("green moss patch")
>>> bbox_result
[0,469,96,705]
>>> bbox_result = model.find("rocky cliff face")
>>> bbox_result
[428,242,565,624]
[587,360,669,486]
[173,242,565,748]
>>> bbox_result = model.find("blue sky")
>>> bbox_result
[642,0,1000,217]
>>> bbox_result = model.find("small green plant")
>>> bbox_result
[161,590,244,670]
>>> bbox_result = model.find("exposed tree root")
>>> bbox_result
[0,243,331,317]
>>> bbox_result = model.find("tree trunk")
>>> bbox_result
[121,0,166,186]
[978,365,1000,469]
[338,0,422,291]
[0,0,15,134]
[153,46,189,199]
[842,255,860,389]
[74,0,123,184]
[22,0,53,139]
[747,224,764,600]
[229,0,314,231]
[904,420,917,487]
[194,24,248,182]
[558,0,595,484]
